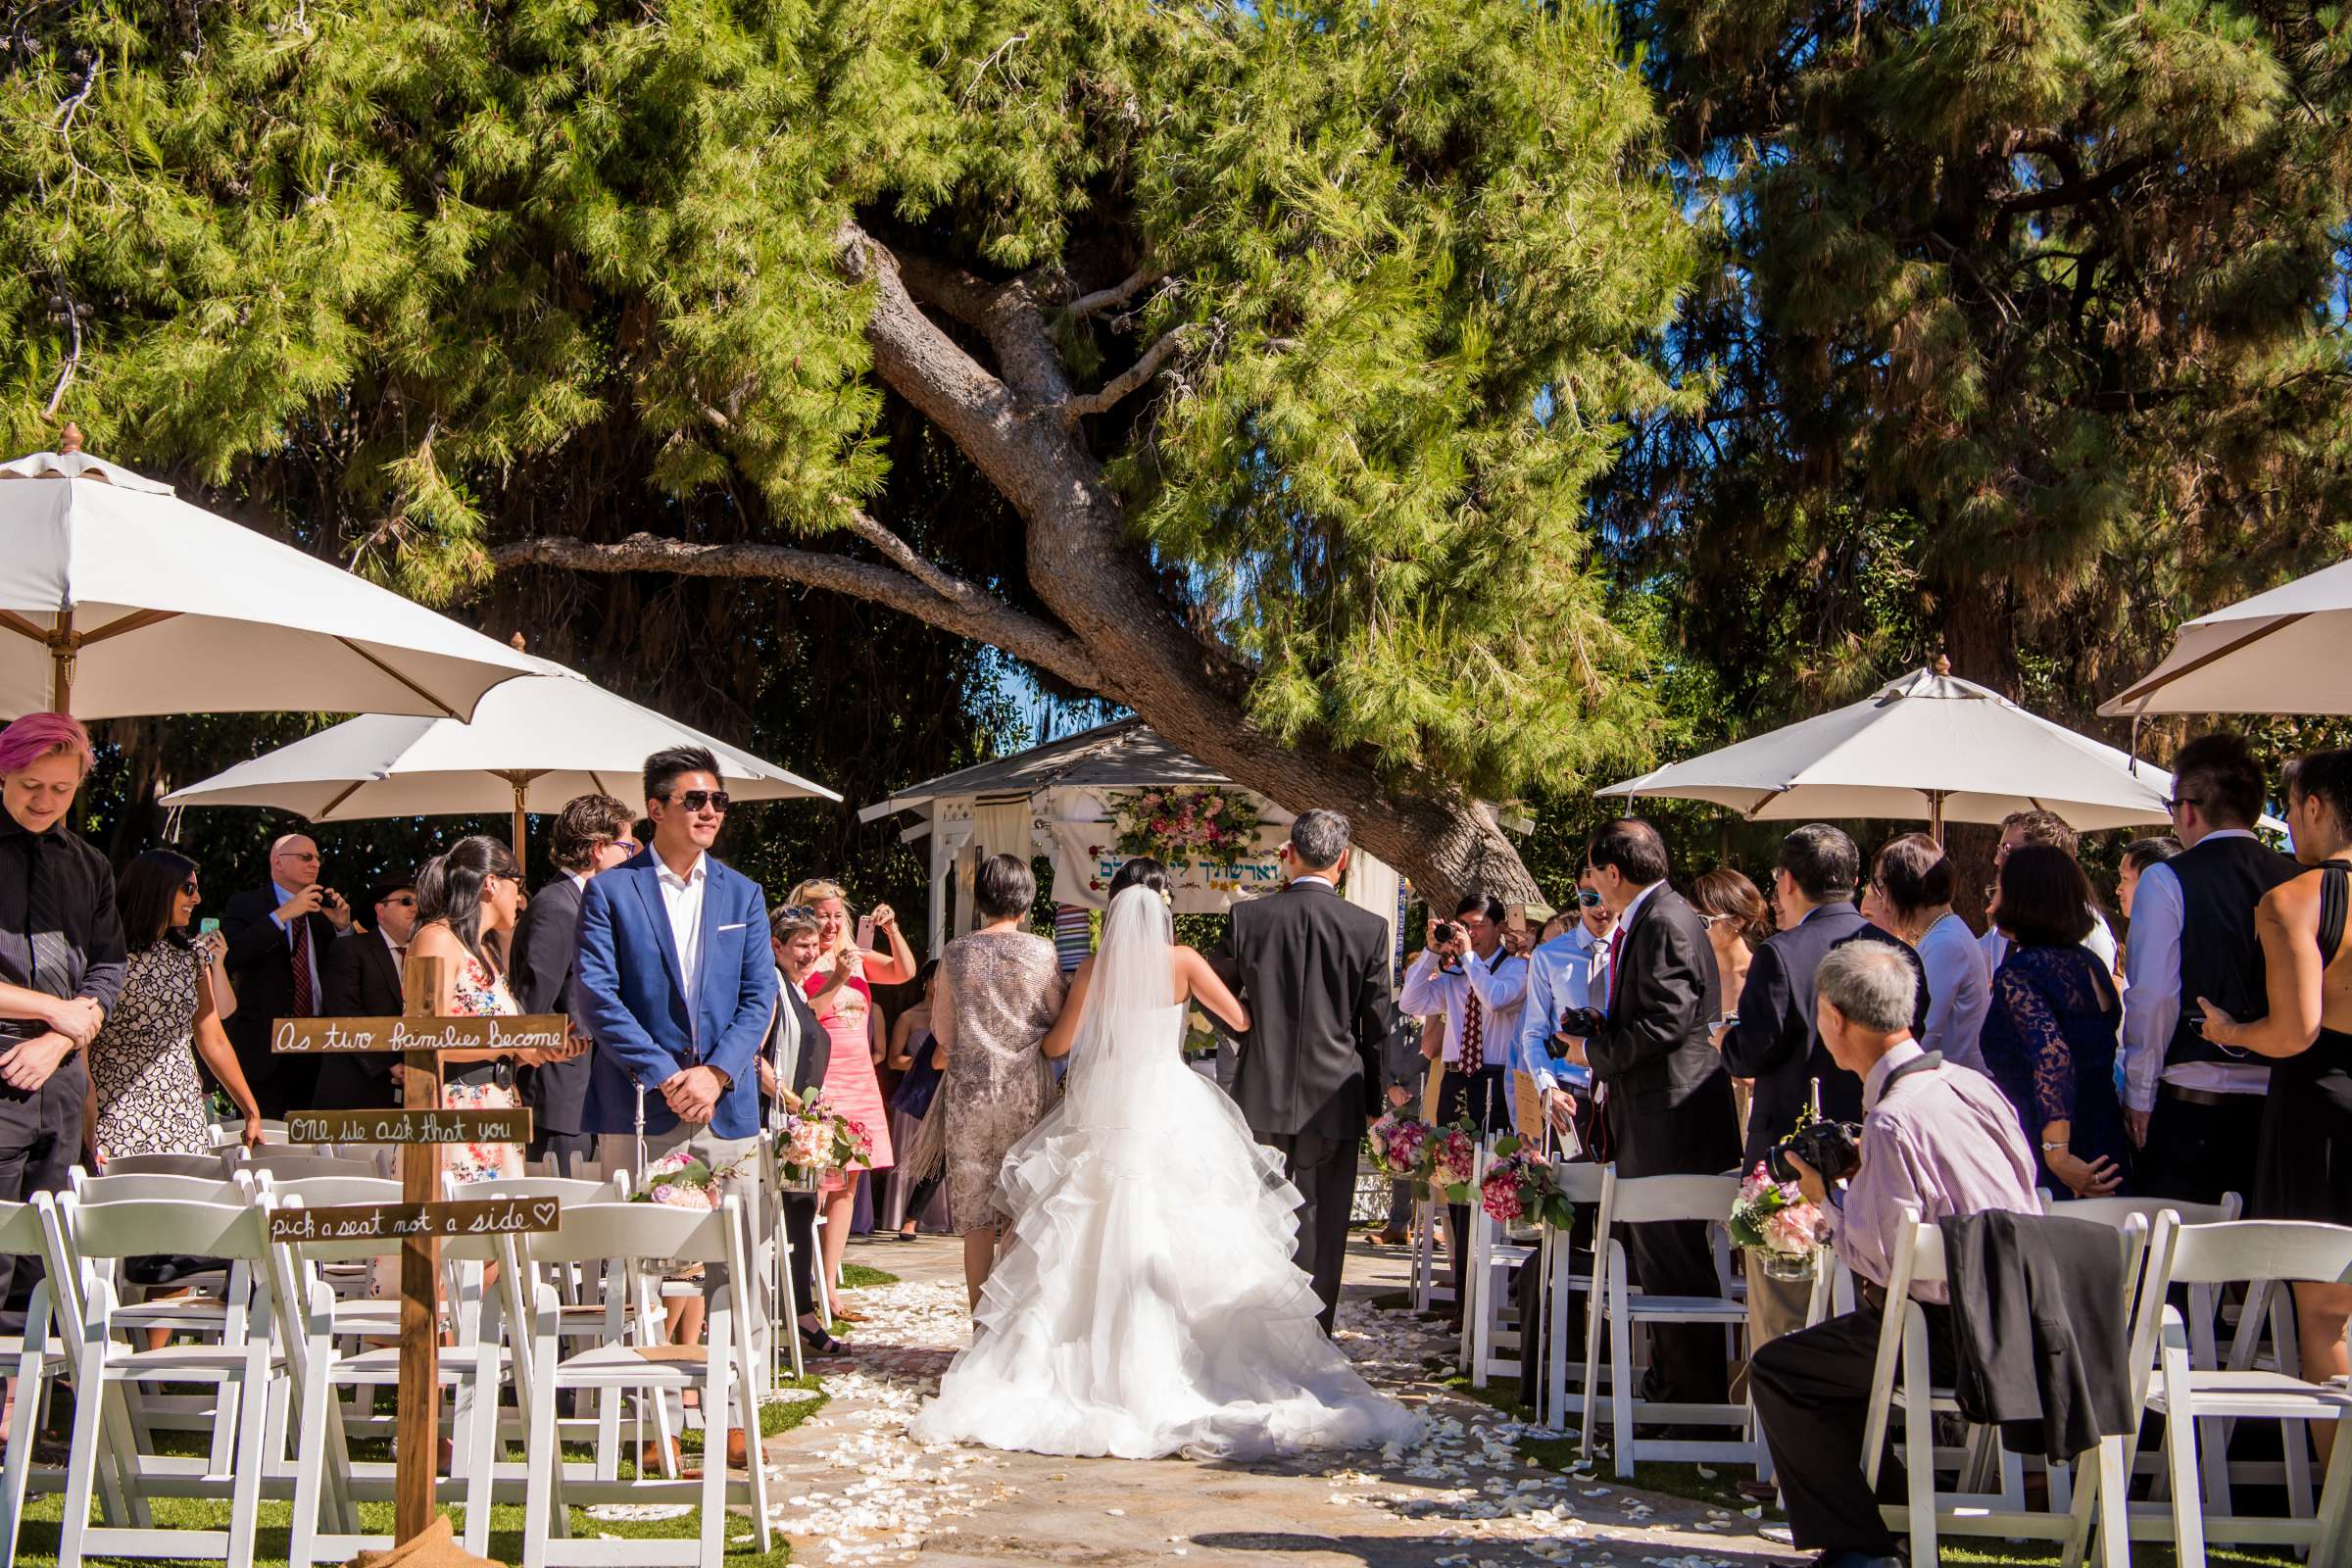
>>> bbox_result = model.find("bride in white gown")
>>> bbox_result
[910,865,1424,1460]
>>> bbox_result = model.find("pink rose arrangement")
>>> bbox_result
[1478,1140,1577,1229]
[1110,787,1265,871]
[1729,1160,1831,1261]
[631,1147,754,1208]
[1425,1124,1478,1195]
[773,1097,875,1187]
[1366,1112,1431,1181]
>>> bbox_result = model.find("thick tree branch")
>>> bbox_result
[1995,152,2156,220]
[492,531,1109,696]
[1066,267,1163,321]
[1065,326,1192,421]
[888,251,1002,331]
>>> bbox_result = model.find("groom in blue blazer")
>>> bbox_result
[574,744,778,1181]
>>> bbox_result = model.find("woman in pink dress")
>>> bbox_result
[786,878,917,1318]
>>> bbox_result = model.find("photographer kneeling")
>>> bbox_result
[1751,942,2038,1568]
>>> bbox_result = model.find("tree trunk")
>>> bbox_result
[495,226,1537,909]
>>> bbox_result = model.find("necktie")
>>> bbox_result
[1460,980,1484,1075]
[290,917,317,1015]
[1603,927,1626,1010]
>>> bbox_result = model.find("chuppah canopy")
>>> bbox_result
[163,671,838,854]
[0,432,545,719]
[1597,661,2183,837]
[860,717,1402,958]
[2100,556,2352,717]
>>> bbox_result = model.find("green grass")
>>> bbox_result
[836,1263,898,1289]
[1435,1372,2302,1568]
[7,1389,829,1568]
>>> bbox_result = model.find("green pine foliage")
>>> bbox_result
[0,0,1697,825]
[1606,0,2352,730]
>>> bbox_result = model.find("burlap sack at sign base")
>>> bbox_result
[348,1515,501,1568]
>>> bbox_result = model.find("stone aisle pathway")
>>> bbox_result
[759,1237,1807,1568]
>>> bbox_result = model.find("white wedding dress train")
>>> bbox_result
[910,890,1422,1460]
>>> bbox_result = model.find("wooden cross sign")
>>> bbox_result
[272,953,566,1544]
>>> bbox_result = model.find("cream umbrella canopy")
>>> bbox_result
[1597,662,2181,839]
[2100,556,2352,717]
[0,432,545,718]
[163,670,840,854]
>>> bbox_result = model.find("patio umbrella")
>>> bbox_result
[163,671,840,854]
[1596,661,2180,839]
[2100,556,2352,717]
[0,430,544,718]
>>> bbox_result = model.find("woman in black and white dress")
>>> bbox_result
[86,849,266,1160]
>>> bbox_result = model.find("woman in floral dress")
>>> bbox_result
[408,836,554,1184]
[87,849,267,1159]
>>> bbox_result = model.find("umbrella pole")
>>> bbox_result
[512,779,527,861]
[1930,791,1946,846]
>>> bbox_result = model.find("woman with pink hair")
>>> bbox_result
[0,712,128,1324]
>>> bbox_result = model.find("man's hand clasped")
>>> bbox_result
[0,1030,75,1093]
[662,1063,727,1125]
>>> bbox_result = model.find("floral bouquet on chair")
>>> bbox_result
[1477,1137,1576,1230]
[772,1098,875,1192]
[1366,1112,1432,1183]
[631,1147,756,1208]
[1730,1160,1832,1281]
[1423,1121,1480,1201]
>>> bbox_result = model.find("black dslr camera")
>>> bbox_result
[1769,1118,1863,1186]
[1544,1005,1606,1057]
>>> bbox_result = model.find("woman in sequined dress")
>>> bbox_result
[904,855,1067,1308]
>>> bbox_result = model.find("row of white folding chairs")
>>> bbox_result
[0,1169,785,1568]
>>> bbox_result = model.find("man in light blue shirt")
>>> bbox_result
[1516,871,1616,1141]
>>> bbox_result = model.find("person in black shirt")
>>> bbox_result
[0,712,127,1330]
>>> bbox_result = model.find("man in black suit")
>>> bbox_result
[1725,824,1930,1348]
[1555,817,1740,1413]
[511,795,638,1176]
[315,875,417,1110]
[220,833,352,1118]
[1210,808,1399,1334]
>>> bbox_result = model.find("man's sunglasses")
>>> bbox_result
[1575,890,1603,908]
[775,905,817,922]
[381,893,417,906]
[664,789,730,814]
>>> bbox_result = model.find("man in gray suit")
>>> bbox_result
[510,794,638,1176]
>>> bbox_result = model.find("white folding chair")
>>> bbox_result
[754,1142,808,1385]
[209,1119,298,1155]
[96,1152,229,1180]
[1849,1209,2138,1568]
[261,1195,504,1568]
[231,1151,386,1183]
[1537,1160,1605,1432]
[2116,1214,2352,1568]
[504,1198,773,1568]
[1460,1138,1540,1387]
[450,1172,631,1475]
[0,1196,83,1568]
[51,1197,279,1568]
[1580,1167,1752,1475]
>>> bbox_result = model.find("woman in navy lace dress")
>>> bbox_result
[1980,845,2128,1200]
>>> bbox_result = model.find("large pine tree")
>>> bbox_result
[2,0,1699,904]
[1607,0,2352,726]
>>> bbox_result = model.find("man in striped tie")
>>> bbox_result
[220,832,352,1118]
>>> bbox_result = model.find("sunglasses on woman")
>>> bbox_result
[179,879,200,897]
[665,789,730,814]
